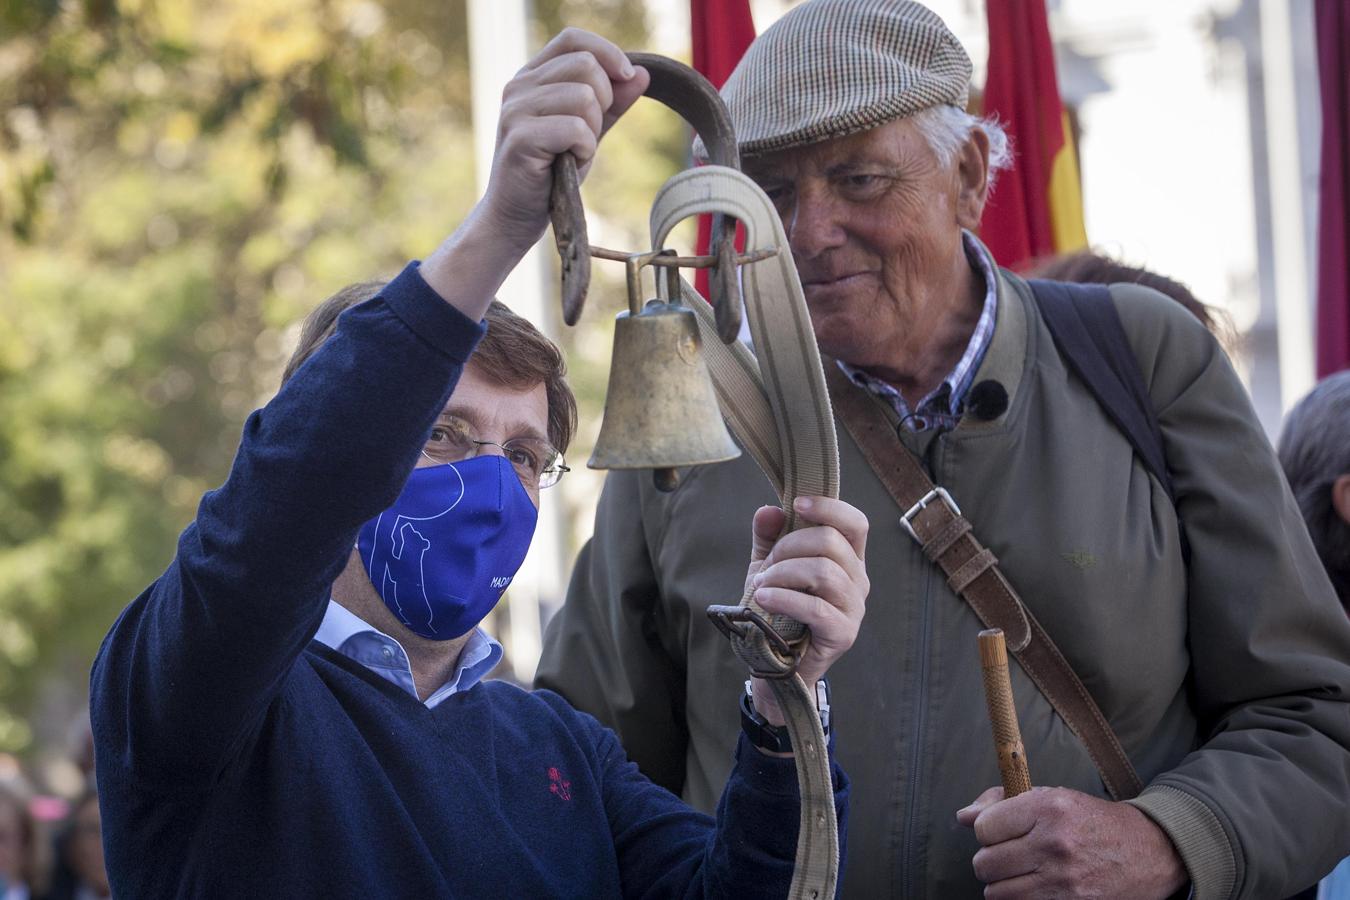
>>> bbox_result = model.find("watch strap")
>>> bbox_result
[740,679,831,754]
[741,687,795,754]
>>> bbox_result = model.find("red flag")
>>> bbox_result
[691,0,755,298]
[1315,0,1350,376]
[692,0,755,85]
[980,0,1087,270]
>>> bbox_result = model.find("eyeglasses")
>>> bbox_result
[423,415,569,490]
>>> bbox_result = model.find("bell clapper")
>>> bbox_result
[653,468,681,492]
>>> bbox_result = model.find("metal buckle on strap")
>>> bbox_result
[706,605,801,679]
[900,486,961,543]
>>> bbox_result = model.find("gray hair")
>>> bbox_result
[1277,371,1350,608]
[910,105,1012,192]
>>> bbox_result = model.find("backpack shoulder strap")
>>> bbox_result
[1025,279,1177,506]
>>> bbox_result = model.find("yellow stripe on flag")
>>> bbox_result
[1048,110,1088,253]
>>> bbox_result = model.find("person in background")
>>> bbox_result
[0,781,37,900]
[63,720,94,793]
[42,792,107,900]
[1278,372,1350,900]
[1027,249,1238,352]
[1279,370,1350,613]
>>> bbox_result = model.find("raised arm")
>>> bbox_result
[90,262,487,785]
[91,28,651,788]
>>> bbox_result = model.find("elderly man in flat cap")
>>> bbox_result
[539,1,1350,897]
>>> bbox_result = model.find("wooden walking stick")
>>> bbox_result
[978,628,1033,797]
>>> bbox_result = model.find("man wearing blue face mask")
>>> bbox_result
[89,28,869,900]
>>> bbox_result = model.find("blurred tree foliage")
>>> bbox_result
[0,0,689,758]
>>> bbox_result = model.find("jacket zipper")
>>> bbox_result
[900,439,944,899]
[900,557,934,899]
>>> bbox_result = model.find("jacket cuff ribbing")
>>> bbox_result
[1126,785,1237,900]
[733,733,847,799]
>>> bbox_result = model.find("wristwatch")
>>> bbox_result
[740,678,831,754]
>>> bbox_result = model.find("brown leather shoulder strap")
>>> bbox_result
[825,366,1144,800]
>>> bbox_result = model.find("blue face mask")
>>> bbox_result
[356,454,538,640]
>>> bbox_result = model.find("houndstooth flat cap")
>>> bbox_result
[698,0,973,158]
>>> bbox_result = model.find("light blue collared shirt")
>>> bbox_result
[312,601,503,708]
[838,231,1000,433]
[1322,857,1350,899]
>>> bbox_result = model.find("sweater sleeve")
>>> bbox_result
[1111,284,1350,900]
[593,718,850,900]
[90,262,486,789]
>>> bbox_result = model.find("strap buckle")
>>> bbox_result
[706,605,801,679]
[900,486,962,543]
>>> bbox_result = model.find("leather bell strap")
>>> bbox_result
[649,165,841,900]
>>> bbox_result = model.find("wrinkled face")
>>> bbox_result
[744,116,987,367]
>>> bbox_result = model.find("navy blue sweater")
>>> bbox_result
[90,262,848,898]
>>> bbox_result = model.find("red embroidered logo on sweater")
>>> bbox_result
[548,766,572,801]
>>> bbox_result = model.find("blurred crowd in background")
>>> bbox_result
[0,717,107,900]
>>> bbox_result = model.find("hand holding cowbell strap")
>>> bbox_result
[548,52,745,345]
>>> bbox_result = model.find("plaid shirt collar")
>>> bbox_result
[838,231,999,433]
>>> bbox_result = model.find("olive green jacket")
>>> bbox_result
[537,270,1350,899]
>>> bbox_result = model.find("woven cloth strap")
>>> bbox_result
[823,365,1144,801]
[650,165,841,900]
